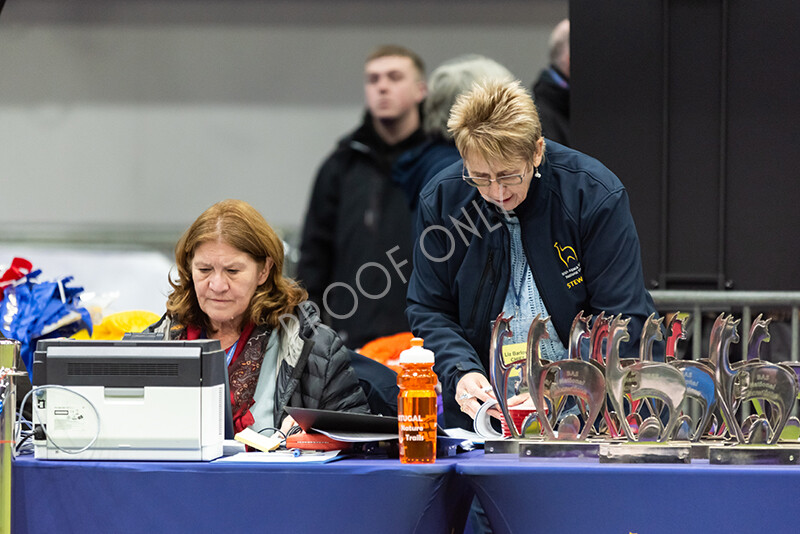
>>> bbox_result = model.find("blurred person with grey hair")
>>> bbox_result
[393,54,513,212]
[532,18,571,147]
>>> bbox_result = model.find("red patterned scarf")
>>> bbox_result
[186,322,272,434]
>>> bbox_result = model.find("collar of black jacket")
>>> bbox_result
[350,110,426,156]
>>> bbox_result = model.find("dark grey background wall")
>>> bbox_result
[571,0,800,291]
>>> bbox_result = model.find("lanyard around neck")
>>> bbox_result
[225,340,239,366]
[512,259,529,316]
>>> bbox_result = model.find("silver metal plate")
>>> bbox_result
[520,440,601,459]
[598,442,692,463]
[708,444,800,465]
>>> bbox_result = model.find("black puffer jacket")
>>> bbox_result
[275,302,371,423]
[151,301,370,427]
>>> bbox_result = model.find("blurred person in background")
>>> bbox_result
[393,54,514,214]
[532,18,571,147]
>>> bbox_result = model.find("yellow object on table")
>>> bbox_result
[72,310,161,340]
[234,428,282,452]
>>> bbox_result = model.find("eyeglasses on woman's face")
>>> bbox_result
[461,165,527,188]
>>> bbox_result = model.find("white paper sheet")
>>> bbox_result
[213,449,341,463]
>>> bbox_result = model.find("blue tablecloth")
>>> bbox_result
[15,449,800,534]
[457,454,800,534]
[12,453,474,534]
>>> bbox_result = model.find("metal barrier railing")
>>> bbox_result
[650,290,800,363]
[651,290,800,421]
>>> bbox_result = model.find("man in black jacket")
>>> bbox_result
[297,45,427,349]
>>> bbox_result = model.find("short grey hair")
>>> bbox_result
[423,54,514,139]
[549,19,570,72]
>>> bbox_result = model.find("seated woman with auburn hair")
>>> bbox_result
[150,199,369,435]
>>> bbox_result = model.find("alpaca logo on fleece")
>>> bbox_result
[555,241,582,289]
[554,242,578,266]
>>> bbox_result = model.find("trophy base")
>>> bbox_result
[691,442,710,459]
[708,444,800,465]
[669,440,711,459]
[484,438,534,455]
[598,442,692,464]
[519,440,600,459]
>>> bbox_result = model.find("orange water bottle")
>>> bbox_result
[397,337,437,464]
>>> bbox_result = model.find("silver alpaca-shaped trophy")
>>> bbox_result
[488,312,526,438]
[605,315,687,442]
[589,311,611,367]
[525,314,605,441]
[712,313,798,445]
[638,312,663,362]
[549,311,594,428]
[746,314,771,363]
[588,312,622,437]
[731,314,771,412]
[634,313,671,439]
[667,312,717,442]
[766,314,800,439]
[709,313,744,442]
[739,314,777,438]
[569,310,592,360]
[665,312,690,362]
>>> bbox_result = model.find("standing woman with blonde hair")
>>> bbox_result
[151,199,369,435]
[407,79,659,431]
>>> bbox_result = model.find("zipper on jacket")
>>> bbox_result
[520,227,565,346]
[474,231,508,361]
[468,250,495,329]
[477,253,502,346]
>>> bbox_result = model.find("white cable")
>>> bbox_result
[17,384,101,455]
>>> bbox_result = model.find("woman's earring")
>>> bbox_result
[534,167,541,179]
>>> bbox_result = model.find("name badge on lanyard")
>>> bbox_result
[501,342,527,366]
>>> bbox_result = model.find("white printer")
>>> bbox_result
[31,338,227,461]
